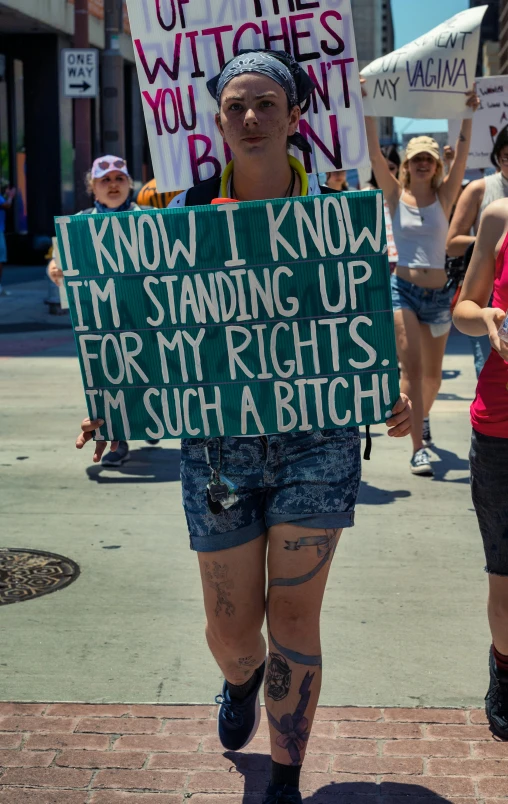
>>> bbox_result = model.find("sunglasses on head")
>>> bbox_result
[98,159,126,171]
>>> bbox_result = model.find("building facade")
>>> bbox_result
[352,0,395,142]
[501,0,508,75]
[0,0,148,262]
[470,0,500,76]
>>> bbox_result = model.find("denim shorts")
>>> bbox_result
[470,429,508,576]
[180,429,361,553]
[391,273,454,336]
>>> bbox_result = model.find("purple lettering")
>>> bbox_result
[253,0,281,17]
[156,0,189,31]
[299,116,342,172]
[134,37,182,84]
[290,13,319,63]
[202,25,234,70]
[233,22,262,54]
[331,58,354,108]
[305,63,331,114]
[186,31,205,78]
[262,17,291,53]
[161,88,179,134]
[188,135,222,185]
[142,88,163,136]
[320,11,345,58]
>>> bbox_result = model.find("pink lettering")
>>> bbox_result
[262,17,291,53]
[134,37,182,84]
[142,88,164,136]
[331,58,355,108]
[233,22,262,55]
[201,25,234,69]
[320,10,345,57]
[188,135,222,185]
[290,13,319,62]
[299,116,342,172]
[186,31,205,78]
[156,0,189,31]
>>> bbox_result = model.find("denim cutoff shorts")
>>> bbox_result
[470,429,508,576]
[180,429,361,553]
[391,273,455,336]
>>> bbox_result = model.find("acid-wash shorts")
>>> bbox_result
[391,273,455,337]
[180,429,362,553]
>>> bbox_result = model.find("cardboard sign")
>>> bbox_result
[361,6,487,119]
[448,76,508,169]
[55,191,399,441]
[126,0,369,192]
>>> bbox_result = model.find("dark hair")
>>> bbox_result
[491,125,508,168]
[369,145,401,188]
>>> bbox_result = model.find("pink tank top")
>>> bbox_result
[471,231,508,437]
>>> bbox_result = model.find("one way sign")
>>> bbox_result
[62,49,98,98]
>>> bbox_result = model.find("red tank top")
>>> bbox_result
[471,230,508,437]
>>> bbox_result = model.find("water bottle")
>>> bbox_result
[499,312,508,343]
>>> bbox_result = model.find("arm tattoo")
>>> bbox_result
[266,671,314,765]
[266,652,292,701]
[459,133,466,142]
[204,562,235,618]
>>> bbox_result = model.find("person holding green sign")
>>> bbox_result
[77,50,411,804]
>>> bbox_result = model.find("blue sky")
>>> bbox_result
[391,0,470,138]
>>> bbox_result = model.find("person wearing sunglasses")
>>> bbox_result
[48,155,159,465]
[446,126,508,379]
[362,80,480,476]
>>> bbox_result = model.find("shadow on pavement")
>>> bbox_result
[86,445,180,484]
[431,444,470,484]
[224,754,456,802]
[357,480,411,505]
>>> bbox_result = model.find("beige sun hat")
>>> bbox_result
[405,136,441,162]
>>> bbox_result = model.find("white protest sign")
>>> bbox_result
[448,76,508,169]
[361,6,487,119]
[126,0,369,192]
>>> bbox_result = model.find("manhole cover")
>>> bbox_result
[0,549,80,606]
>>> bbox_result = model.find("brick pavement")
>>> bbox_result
[0,705,506,802]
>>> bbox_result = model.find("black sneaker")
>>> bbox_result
[263,784,303,804]
[486,646,508,739]
[422,417,432,447]
[215,661,265,751]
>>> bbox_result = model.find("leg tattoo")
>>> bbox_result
[238,656,258,668]
[266,671,314,765]
[204,562,235,618]
[266,652,292,701]
[268,529,340,667]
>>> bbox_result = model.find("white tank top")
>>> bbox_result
[475,173,508,232]
[392,196,449,270]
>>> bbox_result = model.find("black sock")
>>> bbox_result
[270,760,301,790]
[226,665,262,701]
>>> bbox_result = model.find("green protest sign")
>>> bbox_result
[55,190,399,441]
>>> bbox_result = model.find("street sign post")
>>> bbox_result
[62,48,98,98]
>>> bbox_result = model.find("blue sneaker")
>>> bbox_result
[215,661,265,751]
[101,441,130,467]
[263,784,303,804]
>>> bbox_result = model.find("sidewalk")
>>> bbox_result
[0,703,505,802]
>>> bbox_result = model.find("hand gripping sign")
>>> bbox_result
[361,6,488,120]
[126,0,370,192]
[55,190,400,441]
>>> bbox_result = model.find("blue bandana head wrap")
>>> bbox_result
[207,49,316,153]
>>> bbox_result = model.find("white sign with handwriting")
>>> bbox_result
[361,6,487,119]
[126,0,370,192]
[448,75,508,169]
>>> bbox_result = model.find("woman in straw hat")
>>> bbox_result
[362,83,479,476]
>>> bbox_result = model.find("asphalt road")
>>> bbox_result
[0,278,489,706]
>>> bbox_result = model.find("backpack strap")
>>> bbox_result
[185,177,222,207]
